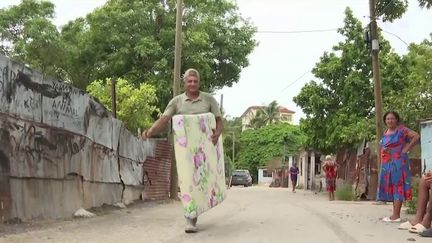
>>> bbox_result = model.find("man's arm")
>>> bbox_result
[209,95,223,145]
[211,116,223,145]
[143,97,177,139]
[215,116,223,135]
[143,115,171,138]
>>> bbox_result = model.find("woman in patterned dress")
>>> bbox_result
[323,155,338,201]
[378,111,419,223]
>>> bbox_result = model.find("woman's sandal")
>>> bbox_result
[382,216,401,223]
[409,223,427,234]
[398,221,414,230]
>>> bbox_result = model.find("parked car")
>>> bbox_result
[230,170,253,187]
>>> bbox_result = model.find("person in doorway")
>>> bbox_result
[399,174,432,235]
[323,155,338,201]
[290,163,299,193]
[142,68,223,233]
[378,111,419,223]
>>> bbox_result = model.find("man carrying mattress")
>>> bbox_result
[142,68,225,233]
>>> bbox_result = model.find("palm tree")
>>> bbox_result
[264,100,280,124]
[250,100,280,129]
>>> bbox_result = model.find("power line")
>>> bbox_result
[257,28,338,34]
[381,29,409,46]
[281,70,311,92]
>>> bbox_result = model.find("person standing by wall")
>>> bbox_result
[323,155,337,201]
[378,111,419,223]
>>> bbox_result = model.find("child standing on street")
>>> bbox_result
[323,155,338,201]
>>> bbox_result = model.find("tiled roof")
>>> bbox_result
[240,105,295,118]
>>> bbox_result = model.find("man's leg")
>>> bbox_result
[410,178,430,225]
[420,188,432,228]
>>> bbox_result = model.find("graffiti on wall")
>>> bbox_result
[0,54,170,220]
[0,59,43,122]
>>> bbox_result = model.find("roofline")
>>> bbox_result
[240,106,296,118]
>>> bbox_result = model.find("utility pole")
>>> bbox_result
[232,131,235,164]
[169,0,183,200]
[111,78,117,118]
[368,0,383,200]
[173,0,183,96]
[220,94,224,116]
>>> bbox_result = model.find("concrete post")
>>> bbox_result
[288,155,293,168]
[310,151,316,190]
[302,151,308,189]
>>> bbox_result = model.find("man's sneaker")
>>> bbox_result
[185,218,198,233]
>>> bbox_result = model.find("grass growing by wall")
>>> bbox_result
[335,183,355,201]
[406,177,420,214]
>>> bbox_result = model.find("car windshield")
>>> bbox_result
[232,171,248,176]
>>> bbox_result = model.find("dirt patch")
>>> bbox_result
[0,199,172,237]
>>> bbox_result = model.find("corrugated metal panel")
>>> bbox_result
[0,55,43,122]
[0,54,172,220]
[120,158,143,186]
[1,115,120,183]
[410,158,421,177]
[143,140,172,200]
[41,77,90,136]
[335,150,357,183]
[0,150,11,223]
[118,127,141,160]
[84,99,114,149]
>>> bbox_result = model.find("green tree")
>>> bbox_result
[87,78,159,133]
[60,0,257,114]
[377,0,432,22]
[223,116,242,164]
[293,8,403,154]
[0,0,63,78]
[1,0,257,116]
[236,123,305,181]
[386,36,432,129]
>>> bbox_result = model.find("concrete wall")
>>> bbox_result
[0,54,171,221]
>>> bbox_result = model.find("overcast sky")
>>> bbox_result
[1,0,431,123]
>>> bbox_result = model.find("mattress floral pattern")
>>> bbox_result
[172,113,226,218]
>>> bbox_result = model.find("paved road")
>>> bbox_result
[0,187,428,243]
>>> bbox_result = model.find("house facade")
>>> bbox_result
[240,106,295,131]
